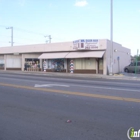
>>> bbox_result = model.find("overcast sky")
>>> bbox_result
[0,0,140,55]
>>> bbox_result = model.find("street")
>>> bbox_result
[0,71,140,140]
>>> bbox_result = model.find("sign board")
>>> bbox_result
[117,56,120,60]
[73,39,99,50]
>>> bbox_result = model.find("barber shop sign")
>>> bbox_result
[73,39,99,50]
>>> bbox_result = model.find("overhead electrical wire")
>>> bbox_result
[0,25,65,43]
[0,25,46,36]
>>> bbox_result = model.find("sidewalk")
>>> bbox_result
[1,70,140,81]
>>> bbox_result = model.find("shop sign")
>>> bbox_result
[73,40,80,49]
[73,39,99,50]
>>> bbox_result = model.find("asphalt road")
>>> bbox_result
[0,71,140,140]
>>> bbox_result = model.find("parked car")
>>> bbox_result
[124,61,140,73]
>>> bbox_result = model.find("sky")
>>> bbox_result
[0,0,140,55]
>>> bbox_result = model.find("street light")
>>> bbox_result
[6,26,13,46]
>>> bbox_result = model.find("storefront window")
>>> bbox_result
[48,59,64,71]
[0,59,4,68]
[24,59,40,71]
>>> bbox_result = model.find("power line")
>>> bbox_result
[14,27,46,36]
[0,35,11,37]
[0,41,9,43]
[0,35,44,44]
[0,25,49,36]
[0,41,44,46]
[0,25,53,43]
[0,25,7,28]
[14,37,44,42]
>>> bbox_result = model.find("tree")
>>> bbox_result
[134,55,140,61]
[138,55,140,61]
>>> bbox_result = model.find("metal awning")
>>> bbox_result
[38,51,105,59]
[66,51,105,58]
[38,52,69,59]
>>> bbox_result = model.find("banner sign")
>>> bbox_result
[73,39,99,50]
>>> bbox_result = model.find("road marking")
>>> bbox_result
[69,84,140,92]
[0,74,140,86]
[34,84,70,88]
[0,77,140,92]
[35,82,140,92]
[0,82,140,103]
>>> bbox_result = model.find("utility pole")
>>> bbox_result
[48,35,52,43]
[135,49,139,74]
[44,35,52,43]
[110,0,113,75]
[6,26,13,46]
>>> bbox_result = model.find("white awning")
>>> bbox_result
[38,51,105,59]
[66,51,105,58]
[38,52,69,59]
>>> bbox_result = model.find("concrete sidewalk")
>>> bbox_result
[0,70,140,81]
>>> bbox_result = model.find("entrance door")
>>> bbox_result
[98,58,103,74]
[67,59,71,73]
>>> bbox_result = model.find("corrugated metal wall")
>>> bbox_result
[6,55,21,68]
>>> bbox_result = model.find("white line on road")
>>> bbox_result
[70,84,140,92]
[1,77,140,92]
[34,84,70,88]
[1,74,140,86]
[44,78,140,86]
[1,75,140,86]
[34,82,140,92]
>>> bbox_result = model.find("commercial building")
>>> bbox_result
[0,39,131,75]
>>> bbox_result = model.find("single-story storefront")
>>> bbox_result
[0,39,131,75]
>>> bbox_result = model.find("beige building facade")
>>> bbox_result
[0,39,131,75]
